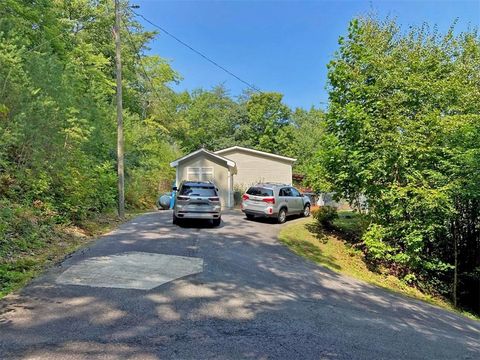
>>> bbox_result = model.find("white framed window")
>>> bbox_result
[187,167,214,181]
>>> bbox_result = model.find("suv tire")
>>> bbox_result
[303,204,311,217]
[246,214,255,220]
[277,208,287,224]
[213,217,221,227]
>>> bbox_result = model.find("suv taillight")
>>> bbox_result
[263,197,275,204]
[242,194,249,201]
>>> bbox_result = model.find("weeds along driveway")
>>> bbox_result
[0,210,478,359]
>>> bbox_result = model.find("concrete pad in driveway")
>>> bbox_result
[56,252,203,290]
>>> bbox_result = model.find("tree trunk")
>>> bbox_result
[453,227,458,308]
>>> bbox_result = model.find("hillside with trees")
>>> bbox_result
[0,1,478,316]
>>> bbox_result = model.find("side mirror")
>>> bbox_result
[172,186,178,191]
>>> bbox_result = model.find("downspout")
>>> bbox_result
[175,166,179,187]
[227,167,232,209]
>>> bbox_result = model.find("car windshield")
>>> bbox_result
[180,185,216,197]
[246,187,274,197]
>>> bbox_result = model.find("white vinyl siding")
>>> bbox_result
[216,149,293,187]
[187,167,214,182]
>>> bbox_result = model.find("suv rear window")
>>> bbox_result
[180,185,217,197]
[246,187,274,197]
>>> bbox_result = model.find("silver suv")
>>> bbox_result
[173,181,222,226]
[241,183,311,223]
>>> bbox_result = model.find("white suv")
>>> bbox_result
[241,183,311,223]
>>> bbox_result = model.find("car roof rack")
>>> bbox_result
[258,182,291,187]
[181,180,217,186]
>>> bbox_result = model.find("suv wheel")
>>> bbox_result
[212,217,221,227]
[173,214,179,225]
[246,214,255,220]
[303,204,311,217]
[277,208,287,224]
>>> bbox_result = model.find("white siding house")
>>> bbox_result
[170,146,296,209]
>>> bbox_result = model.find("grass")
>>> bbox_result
[333,210,369,238]
[279,213,478,320]
[0,211,138,299]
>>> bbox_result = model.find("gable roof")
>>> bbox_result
[170,148,236,168]
[215,146,296,163]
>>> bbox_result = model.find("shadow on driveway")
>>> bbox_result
[0,211,478,359]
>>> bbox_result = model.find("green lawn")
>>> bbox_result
[279,214,476,319]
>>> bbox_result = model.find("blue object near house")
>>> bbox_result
[170,189,176,209]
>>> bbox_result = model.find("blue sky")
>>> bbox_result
[134,0,480,110]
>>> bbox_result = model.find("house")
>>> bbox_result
[170,146,296,208]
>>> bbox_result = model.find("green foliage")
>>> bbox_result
[332,210,369,241]
[0,0,180,216]
[363,224,394,262]
[312,206,338,229]
[240,92,296,155]
[174,85,241,152]
[291,107,326,174]
[174,90,299,158]
[308,16,480,313]
[0,0,182,298]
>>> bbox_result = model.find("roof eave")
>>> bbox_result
[215,146,297,163]
[170,149,236,168]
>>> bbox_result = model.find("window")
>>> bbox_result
[179,185,217,197]
[279,187,293,197]
[246,187,274,197]
[187,167,214,181]
[290,188,301,197]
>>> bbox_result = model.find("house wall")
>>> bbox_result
[176,153,230,208]
[217,148,293,191]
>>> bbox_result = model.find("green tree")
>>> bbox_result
[174,85,240,152]
[309,17,480,313]
[0,0,181,217]
[291,107,326,175]
[235,92,295,156]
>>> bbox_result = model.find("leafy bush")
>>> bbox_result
[312,206,338,229]
[362,224,394,263]
[307,16,480,314]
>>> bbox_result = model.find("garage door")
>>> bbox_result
[187,167,214,182]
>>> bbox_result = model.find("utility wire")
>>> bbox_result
[26,29,82,54]
[1,23,89,97]
[131,9,262,93]
[122,20,177,120]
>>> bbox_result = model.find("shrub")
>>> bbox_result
[312,206,338,229]
[362,224,395,263]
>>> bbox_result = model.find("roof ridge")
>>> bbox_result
[214,146,296,162]
[170,148,236,168]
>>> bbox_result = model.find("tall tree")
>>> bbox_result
[309,17,480,313]
[174,85,240,152]
[235,92,295,156]
[291,107,326,174]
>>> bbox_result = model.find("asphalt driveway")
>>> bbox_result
[0,211,478,359]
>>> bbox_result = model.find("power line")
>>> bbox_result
[1,24,89,97]
[131,9,262,93]
[26,28,82,54]
[122,20,177,120]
